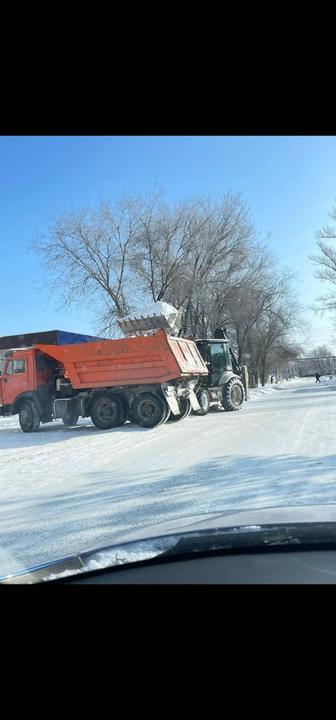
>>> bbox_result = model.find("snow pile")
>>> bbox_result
[125,301,180,321]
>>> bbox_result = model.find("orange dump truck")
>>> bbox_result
[0,330,208,432]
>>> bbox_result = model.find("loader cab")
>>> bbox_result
[196,340,241,387]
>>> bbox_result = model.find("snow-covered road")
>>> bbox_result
[1,377,336,575]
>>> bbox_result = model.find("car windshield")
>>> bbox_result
[1,135,336,583]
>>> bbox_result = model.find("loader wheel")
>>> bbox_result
[19,400,41,433]
[62,413,79,427]
[90,393,124,430]
[222,377,244,411]
[132,392,166,428]
[194,388,210,416]
[167,396,191,422]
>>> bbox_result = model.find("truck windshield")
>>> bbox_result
[6,359,26,374]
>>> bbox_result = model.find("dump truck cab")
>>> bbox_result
[0,349,37,413]
[193,338,245,414]
[0,348,61,423]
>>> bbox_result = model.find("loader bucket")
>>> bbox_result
[118,301,182,336]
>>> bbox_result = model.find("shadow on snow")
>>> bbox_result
[1,451,336,568]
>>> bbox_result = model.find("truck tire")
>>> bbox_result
[132,392,166,428]
[62,413,79,427]
[19,400,41,433]
[90,393,124,430]
[167,396,191,422]
[194,388,210,416]
[221,378,244,411]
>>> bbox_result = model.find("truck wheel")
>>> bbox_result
[19,400,41,433]
[62,413,79,427]
[222,378,244,411]
[194,388,210,416]
[167,397,191,422]
[90,393,124,430]
[132,392,166,428]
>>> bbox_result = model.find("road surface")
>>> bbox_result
[1,377,336,575]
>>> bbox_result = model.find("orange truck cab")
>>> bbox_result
[0,331,208,432]
[0,348,62,424]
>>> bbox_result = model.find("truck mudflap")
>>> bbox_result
[161,385,180,415]
[186,388,201,411]
[161,384,200,415]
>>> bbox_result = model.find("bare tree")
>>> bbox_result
[32,198,143,335]
[242,287,302,385]
[130,193,209,306]
[127,192,258,338]
[310,202,336,314]
[176,195,257,335]
[309,345,334,375]
[32,189,304,359]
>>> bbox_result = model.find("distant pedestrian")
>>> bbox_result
[315,372,321,383]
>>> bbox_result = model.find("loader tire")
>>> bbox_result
[194,388,210,416]
[19,400,41,433]
[167,396,191,422]
[90,393,124,430]
[62,413,79,427]
[221,377,244,411]
[132,392,166,428]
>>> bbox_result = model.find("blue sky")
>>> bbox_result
[1,136,336,349]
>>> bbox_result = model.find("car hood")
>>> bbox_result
[3,503,336,583]
[116,504,336,542]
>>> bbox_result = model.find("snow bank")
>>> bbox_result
[248,376,331,400]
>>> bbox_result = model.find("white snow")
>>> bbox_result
[43,537,177,581]
[1,376,336,577]
[122,301,180,322]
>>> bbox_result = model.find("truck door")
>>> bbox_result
[0,357,29,407]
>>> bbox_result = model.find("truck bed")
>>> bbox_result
[35,330,208,389]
